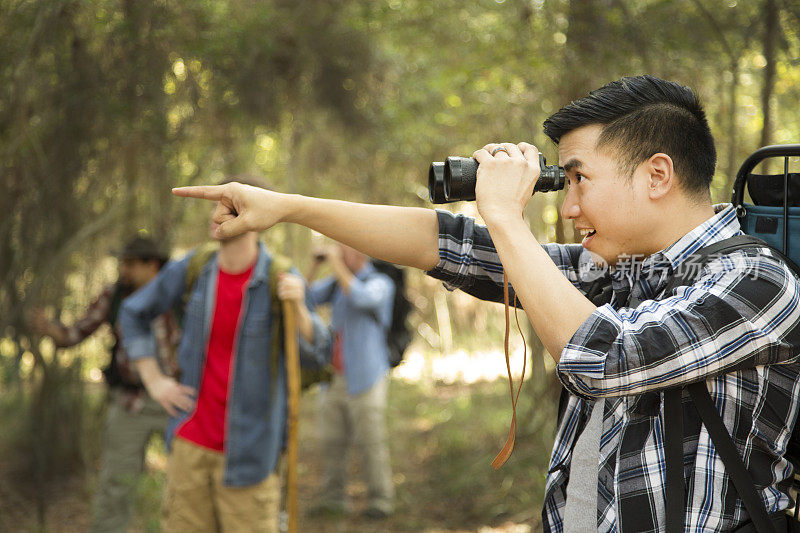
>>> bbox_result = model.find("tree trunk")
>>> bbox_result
[722,59,741,196]
[561,0,608,104]
[759,0,779,154]
[557,0,607,244]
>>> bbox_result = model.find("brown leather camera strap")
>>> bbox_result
[491,272,528,470]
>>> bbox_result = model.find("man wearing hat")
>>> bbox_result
[30,235,178,533]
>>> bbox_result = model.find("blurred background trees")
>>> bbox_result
[2,0,799,530]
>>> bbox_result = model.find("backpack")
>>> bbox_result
[182,243,331,391]
[371,260,413,368]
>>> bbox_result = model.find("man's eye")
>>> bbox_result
[567,174,583,188]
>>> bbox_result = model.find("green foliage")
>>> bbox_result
[391,378,556,525]
[0,0,383,518]
[133,445,167,533]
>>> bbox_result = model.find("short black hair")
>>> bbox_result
[123,255,168,270]
[543,75,716,198]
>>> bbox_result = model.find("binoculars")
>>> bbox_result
[428,154,566,203]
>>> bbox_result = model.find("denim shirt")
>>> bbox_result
[309,262,394,395]
[119,243,331,487]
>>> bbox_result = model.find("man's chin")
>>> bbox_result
[582,242,615,268]
[581,239,601,258]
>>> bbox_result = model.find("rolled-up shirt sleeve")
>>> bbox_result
[558,253,800,398]
[298,312,332,367]
[348,276,394,313]
[298,272,332,367]
[56,285,115,347]
[120,256,190,360]
[309,277,337,306]
[426,209,602,304]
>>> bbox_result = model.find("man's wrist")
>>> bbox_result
[281,194,307,225]
[135,358,164,388]
[482,208,526,230]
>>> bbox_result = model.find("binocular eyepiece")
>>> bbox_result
[428,153,566,203]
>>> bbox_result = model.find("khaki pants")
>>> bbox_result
[318,374,394,513]
[163,437,280,533]
[89,389,168,533]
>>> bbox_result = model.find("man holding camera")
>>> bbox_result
[306,243,396,519]
[172,75,800,532]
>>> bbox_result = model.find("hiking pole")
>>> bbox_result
[282,300,300,533]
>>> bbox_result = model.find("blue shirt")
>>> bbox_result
[119,243,331,487]
[309,262,394,395]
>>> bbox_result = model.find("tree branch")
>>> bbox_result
[20,203,126,307]
[689,0,735,58]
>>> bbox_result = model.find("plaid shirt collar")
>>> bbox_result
[608,203,740,304]
[659,203,741,267]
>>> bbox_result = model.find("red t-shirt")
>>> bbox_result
[177,263,253,452]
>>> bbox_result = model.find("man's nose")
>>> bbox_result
[561,189,580,219]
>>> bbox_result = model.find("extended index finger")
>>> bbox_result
[172,185,225,201]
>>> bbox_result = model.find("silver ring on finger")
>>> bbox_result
[491,146,510,156]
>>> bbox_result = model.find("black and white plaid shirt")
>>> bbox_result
[427,204,800,532]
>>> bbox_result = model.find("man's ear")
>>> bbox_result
[645,153,675,200]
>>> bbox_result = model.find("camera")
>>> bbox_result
[428,153,566,203]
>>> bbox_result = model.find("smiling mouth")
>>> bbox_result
[578,228,597,238]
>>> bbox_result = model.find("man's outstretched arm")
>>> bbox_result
[173,178,593,360]
[172,184,440,271]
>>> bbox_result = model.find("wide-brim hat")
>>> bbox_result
[114,236,169,262]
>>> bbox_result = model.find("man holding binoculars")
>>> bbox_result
[172,75,800,532]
